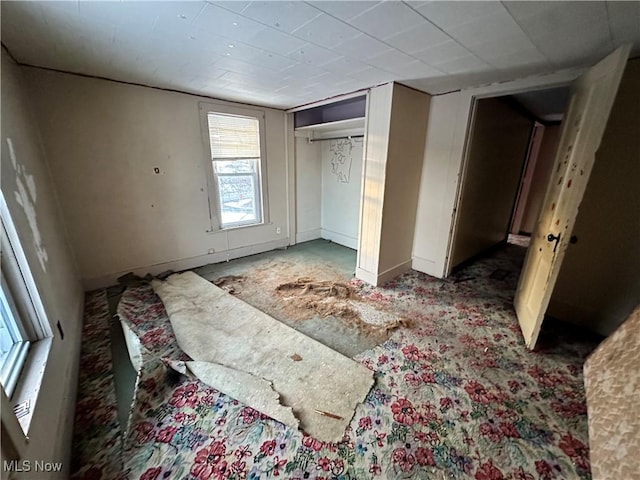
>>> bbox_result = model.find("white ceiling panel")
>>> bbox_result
[291,13,361,49]
[2,1,639,109]
[349,66,396,84]
[434,55,491,75]
[468,34,542,64]
[413,1,504,29]
[240,1,322,33]
[365,49,417,70]
[321,56,373,76]
[606,2,640,48]
[383,22,451,55]
[349,1,425,39]
[446,10,526,47]
[330,33,391,60]
[484,48,551,70]
[194,4,265,43]
[412,40,471,65]
[247,28,308,57]
[391,60,443,79]
[287,42,337,67]
[306,1,381,22]
[207,1,251,14]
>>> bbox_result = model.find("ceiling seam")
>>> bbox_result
[11,61,293,112]
[402,0,501,71]
[291,1,448,76]
[500,1,557,70]
[603,2,616,51]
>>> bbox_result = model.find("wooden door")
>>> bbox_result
[514,45,630,349]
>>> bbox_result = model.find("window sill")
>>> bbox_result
[206,221,272,234]
[11,336,52,435]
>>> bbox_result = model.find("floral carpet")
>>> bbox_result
[73,242,599,479]
[71,291,124,479]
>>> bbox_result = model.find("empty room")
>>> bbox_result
[1,1,639,479]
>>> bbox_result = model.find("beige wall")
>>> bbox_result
[357,83,430,285]
[294,137,322,243]
[449,97,533,268]
[23,68,290,288]
[1,51,84,477]
[549,59,640,335]
[378,84,430,276]
[520,124,562,234]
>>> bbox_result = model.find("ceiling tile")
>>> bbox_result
[365,49,417,71]
[412,40,471,65]
[221,42,299,71]
[433,55,491,74]
[321,56,373,76]
[194,4,264,42]
[77,1,157,34]
[414,1,504,29]
[446,9,525,46]
[3,0,640,110]
[213,56,283,83]
[486,49,550,70]
[247,27,308,56]
[208,1,251,14]
[348,66,395,84]
[331,34,391,60]
[468,33,540,63]
[391,60,443,79]
[382,21,451,54]
[291,13,361,49]
[606,2,640,47]
[152,2,207,39]
[240,1,322,33]
[280,63,327,82]
[305,1,381,21]
[507,2,612,66]
[350,1,425,39]
[502,1,558,21]
[287,43,337,67]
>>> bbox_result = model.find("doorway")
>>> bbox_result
[447,85,569,272]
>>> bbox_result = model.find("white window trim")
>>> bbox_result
[199,101,270,232]
[0,192,52,437]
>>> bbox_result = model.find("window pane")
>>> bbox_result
[0,283,30,396]
[213,159,257,174]
[217,175,258,226]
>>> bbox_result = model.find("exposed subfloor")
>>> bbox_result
[194,239,395,358]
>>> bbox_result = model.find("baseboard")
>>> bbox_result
[83,238,290,290]
[377,259,413,285]
[356,259,413,286]
[320,229,357,250]
[355,267,378,286]
[296,229,322,244]
[411,256,443,278]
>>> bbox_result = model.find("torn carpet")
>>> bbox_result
[151,271,374,443]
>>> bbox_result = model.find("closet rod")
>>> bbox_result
[309,134,364,143]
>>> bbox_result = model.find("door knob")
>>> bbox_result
[547,233,561,252]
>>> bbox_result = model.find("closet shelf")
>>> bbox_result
[294,117,365,134]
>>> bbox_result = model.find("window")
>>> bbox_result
[203,108,267,229]
[0,275,31,397]
[0,191,51,433]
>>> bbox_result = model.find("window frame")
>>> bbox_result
[199,102,269,232]
[0,191,52,436]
